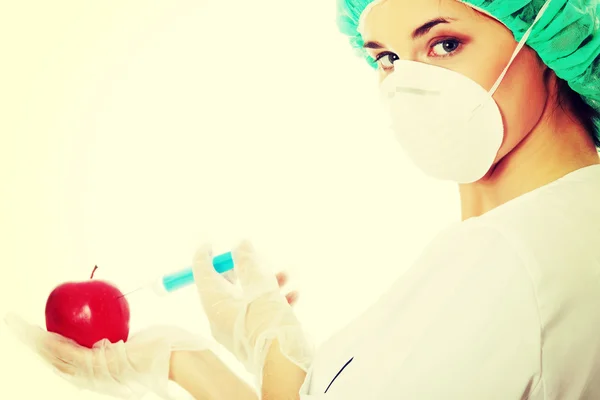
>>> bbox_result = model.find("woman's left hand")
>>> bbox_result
[192,240,314,381]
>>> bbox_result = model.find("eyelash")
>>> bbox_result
[372,37,464,69]
[429,37,463,58]
[374,51,398,64]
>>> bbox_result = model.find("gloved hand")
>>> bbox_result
[3,314,211,399]
[192,240,314,385]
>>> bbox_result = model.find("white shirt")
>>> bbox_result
[299,164,600,399]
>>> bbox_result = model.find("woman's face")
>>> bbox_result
[361,0,551,164]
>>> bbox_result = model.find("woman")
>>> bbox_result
[7,0,600,398]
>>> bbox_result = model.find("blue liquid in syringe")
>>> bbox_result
[160,252,234,293]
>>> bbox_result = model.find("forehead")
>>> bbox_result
[358,0,496,36]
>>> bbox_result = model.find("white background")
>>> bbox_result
[0,1,459,398]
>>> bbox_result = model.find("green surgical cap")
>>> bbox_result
[336,0,600,139]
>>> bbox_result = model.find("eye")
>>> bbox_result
[429,38,462,57]
[374,52,399,70]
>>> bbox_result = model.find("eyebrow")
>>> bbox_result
[362,17,455,49]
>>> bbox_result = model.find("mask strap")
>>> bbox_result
[488,0,553,96]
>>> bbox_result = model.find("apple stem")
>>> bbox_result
[90,265,98,279]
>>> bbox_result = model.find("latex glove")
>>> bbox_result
[4,314,212,399]
[192,240,314,383]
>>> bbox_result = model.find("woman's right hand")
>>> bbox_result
[3,271,298,400]
[4,314,210,399]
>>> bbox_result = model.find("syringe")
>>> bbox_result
[144,252,235,296]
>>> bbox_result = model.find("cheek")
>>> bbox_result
[492,49,548,160]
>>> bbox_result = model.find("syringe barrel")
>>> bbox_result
[160,251,234,293]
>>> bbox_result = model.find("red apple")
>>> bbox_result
[45,266,130,348]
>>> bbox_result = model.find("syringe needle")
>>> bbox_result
[116,286,145,299]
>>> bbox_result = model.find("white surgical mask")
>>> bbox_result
[376,0,552,184]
